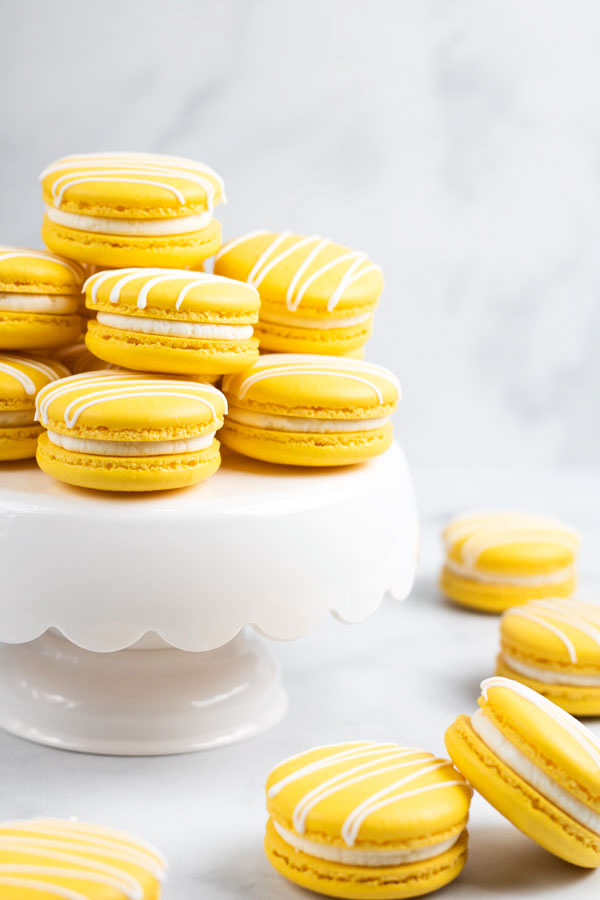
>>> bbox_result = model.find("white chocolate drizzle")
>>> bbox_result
[40,152,225,213]
[35,371,226,429]
[0,354,67,396]
[503,599,600,664]
[443,511,579,570]
[215,232,381,311]
[480,677,600,769]
[223,355,400,405]
[268,743,471,848]
[84,267,258,311]
[0,246,83,281]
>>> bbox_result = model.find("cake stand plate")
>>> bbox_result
[0,443,418,755]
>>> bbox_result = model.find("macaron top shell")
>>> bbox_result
[443,511,579,575]
[479,677,600,808]
[35,371,227,441]
[0,246,84,294]
[0,817,166,898]
[266,742,471,850]
[214,231,383,314]
[501,598,600,668]
[41,151,225,218]
[222,355,400,419]
[85,268,260,323]
[0,354,70,411]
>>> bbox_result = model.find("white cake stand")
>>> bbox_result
[0,443,418,755]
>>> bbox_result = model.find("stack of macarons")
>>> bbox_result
[0,149,400,490]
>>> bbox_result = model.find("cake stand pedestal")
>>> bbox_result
[0,444,418,755]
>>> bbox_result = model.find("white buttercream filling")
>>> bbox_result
[45,205,212,235]
[0,292,79,315]
[502,653,600,687]
[47,430,215,457]
[471,710,600,834]
[227,407,390,433]
[273,821,460,866]
[444,558,575,586]
[0,410,36,426]
[96,312,254,340]
[260,310,372,330]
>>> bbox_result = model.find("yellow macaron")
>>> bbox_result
[40,152,224,268]
[220,354,399,466]
[497,598,600,715]
[84,267,260,376]
[214,231,383,355]
[0,817,166,898]
[0,353,69,460]
[445,677,600,867]
[0,245,83,349]
[265,741,471,899]
[440,511,579,613]
[35,370,226,491]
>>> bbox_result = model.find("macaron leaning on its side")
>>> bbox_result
[220,354,399,466]
[440,511,579,613]
[265,741,472,899]
[445,677,600,867]
[84,267,260,376]
[497,597,600,715]
[40,152,224,268]
[35,370,226,491]
[0,353,69,460]
[214,231,383,356]
[0,246,83,349]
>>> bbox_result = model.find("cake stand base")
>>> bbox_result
[0,629,287,755]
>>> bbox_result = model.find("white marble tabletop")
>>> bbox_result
[2,464,599,899]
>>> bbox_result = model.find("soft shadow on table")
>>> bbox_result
[463,824,594,893]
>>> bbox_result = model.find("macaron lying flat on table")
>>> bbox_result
[445,677,600,867]
[0,817,166,898]
[265,741,472,899]
[214,231,383,356]
[35,370,226,491]
[0,353,68,460]
[40,151,224,268]
[440,511,579,613]
[0,246,83,349]
[497,598,600,715]
[220,354,400,466]
[84,267,260,375]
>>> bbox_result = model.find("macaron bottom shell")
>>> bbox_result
[265,818,468,900]
[445,715,600,868]
[495,654,600,717]
[219,420,394,466]
[439,566,576,614]
[255,318,372,356]
[85,320,260,376]
[36,432,221,492]
[0,424,42,461]
[0,311,81,350]
[41,216,222,269]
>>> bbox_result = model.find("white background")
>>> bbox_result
[2,0,599,465]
